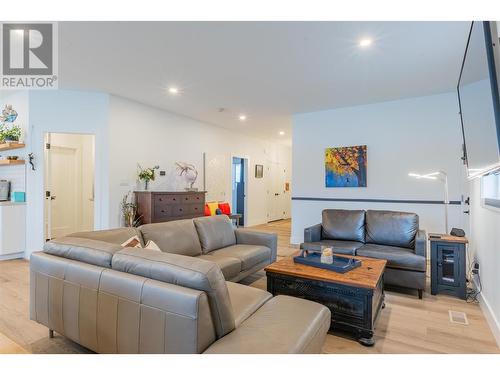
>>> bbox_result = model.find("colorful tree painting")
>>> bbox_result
[325,145,367,187]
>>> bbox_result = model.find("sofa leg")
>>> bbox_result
[49,329,54,338]
[418,289,423,299]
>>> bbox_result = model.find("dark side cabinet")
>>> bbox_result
[430,234,468,300]
[135,191,206,224]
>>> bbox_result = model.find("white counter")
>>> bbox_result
[0,203,26,259]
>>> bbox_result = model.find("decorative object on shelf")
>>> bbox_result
[120,191,141,227]
[6,156,19,160]
[0,123,22,143]
[408,170,449,233]
[255,164,263,178]
[137,164,159,190]
[175,161,198,191]
[0,105,18,123]
[325,145,367,187]
[11,191,25,202]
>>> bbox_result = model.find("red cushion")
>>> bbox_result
[218,202,231,215]
[204,204,212,216]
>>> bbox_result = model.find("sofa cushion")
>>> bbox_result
[197,254,242,280]
[226,282,272,327]
[111,248,235,338]
[356,243,426,272]
[43,237,122,268]
[300,240,364,255]
[365,210,418,249]
[193,215,236,254]
[322,209,365,242]
[204,295,331,354]
[210,245,271,271]
[68,227,143,246]
[139,219,202,256]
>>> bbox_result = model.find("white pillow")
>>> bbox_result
[144,240,161,251]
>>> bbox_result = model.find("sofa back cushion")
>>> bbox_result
[112,248,235,338]
[68,227,143,246]
[43,237,122,268]
[193,215,236,254]
[365,210,418,249]
[322,209,365,242]
[139,219,202,256]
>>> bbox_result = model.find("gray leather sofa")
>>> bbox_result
[30,215,330,354]
[303,209,427,298]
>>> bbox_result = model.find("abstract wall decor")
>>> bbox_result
[325,145,367,187]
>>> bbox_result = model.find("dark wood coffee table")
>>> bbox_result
[265,253,386,346]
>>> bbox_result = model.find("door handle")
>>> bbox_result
[463,210,470,214]
[50,196,56,200]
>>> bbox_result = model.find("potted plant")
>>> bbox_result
[137,164,159,190]
[120,191,142,227]
[0,124,22,143]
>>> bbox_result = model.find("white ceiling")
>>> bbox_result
[58,21,471,144]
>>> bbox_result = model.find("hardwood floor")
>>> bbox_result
[0,218,498,354]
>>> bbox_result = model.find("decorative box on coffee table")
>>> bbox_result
[265,252,386,346]
[429,234,468,300]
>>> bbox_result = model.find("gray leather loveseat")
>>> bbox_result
[30,215,330,353]
[303,209,427,298]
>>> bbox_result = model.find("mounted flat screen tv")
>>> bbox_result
[458,21,500,178]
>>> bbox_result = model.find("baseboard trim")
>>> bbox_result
[0,252,24,261]
[474,279,500,348]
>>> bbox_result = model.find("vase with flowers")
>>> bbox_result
[137,164,159,190]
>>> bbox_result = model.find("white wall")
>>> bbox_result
[25,90,109,257]
[469,180,500,346]
[291,92,466,244]
[108,95,291,228]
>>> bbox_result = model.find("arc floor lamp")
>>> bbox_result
[408,171,449,234]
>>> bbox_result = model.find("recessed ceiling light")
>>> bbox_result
[239,114,247,121]
[279,131,285,136]
[168,86,179,95]
[359,38,372,47]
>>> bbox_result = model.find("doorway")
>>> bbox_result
[231,157,247,226]
[44,133,95,240]
[268,161,287,222]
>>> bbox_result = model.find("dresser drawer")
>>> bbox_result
[178,194,204,204]
[153,204,174,220]
[154,194,182,204]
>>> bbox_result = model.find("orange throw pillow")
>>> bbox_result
[204,204,212,216]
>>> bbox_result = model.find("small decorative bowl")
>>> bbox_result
[6,156,19,160]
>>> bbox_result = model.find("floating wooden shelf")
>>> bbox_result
[0,142,25,151]
[0,159,25,166]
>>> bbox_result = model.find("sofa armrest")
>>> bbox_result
[415,229,427,258]
[304,223,322,243]
[235,229,278,262]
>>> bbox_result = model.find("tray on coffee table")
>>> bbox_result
[294,250,361,273]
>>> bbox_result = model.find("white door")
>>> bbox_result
[45,133,95,240]
[268,162,286,221]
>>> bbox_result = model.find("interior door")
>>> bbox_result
[268,162,285,221]
[49,145,79,238]
[45,133,95,240]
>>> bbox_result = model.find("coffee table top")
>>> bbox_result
[265,252,386,289]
